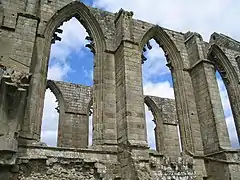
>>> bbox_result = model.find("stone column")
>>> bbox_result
[92,52,118,146]
[114,9,147,148]
[114,9,149,180]
[115,40,147,147]
[188,35,231,154]
[20,36,47,143]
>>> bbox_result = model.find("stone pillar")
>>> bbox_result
[20,36,47,143]
[115,45,150,177]
[173,69,204,154]
[115,9,147,147]
[70,113,89,148]
[114,9,149,180]
[115,41,147,147]
[227,84,240,145]
[188,35,231,154]
[92,52,118,146]
[0,68,7,124]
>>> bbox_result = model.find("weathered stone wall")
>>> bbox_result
[0,0,240,179]
[149,153,195,179]
[204,150,240,180]
[5,145,120,180]
[0,67,30,154]
[47,80,92,148]
[145,96,181,156]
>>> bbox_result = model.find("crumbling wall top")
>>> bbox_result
[50,81,92,114]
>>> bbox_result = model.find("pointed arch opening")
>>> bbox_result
[140,27,183,154]
[48,16,94,85]
[216,71,239,148]
[209,44,240,148]
[40,80,65,147]
[144,96,159,151]
[40,89,59,147]
[36,2,106,147]
[88,98,93,147]
[145,105,157,150]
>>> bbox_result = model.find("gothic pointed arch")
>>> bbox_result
[208,45,239,83]
[144,96,161,122]
[46,80,65,112]
[44,1,106,54]
[45,80,65,147]
[140,25,183,70]
[23,1,108,144]
[208,44,240,143]
[144,96,164,152]
[139,25,198,153]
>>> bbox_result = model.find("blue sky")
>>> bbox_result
[41,0,240,149]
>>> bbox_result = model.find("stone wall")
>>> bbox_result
[145,96,181,156]
[0,0,240,179]
[47,80,92,148]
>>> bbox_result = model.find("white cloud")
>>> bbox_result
[47,63,71,81]
[144,81,174,99]
[142,40,169,82]
[48,17,88,80]
[82,66,94,82]
[93,0,240,41]
[50,17,88,63]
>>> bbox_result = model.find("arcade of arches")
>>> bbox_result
[0,1,240,179]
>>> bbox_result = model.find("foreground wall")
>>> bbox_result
[0,0,240,179]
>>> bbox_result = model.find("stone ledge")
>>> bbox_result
[17,145,119,164]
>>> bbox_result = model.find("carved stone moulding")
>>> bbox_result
[0,66,31,90]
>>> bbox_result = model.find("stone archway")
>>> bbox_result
[208,44,240,144]
[21,1,107,146]
[139,26,202,154]
[144,96,163,152]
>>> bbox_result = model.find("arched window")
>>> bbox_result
[40,89,59,147]
[216,71,240,148]
[207,44,240,149]
[40,17,94,147]
[142,38,181,154]
[144,104,156,150]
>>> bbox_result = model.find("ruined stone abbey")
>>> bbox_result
[0,0,240,179]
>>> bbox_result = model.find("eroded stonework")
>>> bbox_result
[0,0,240,179]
